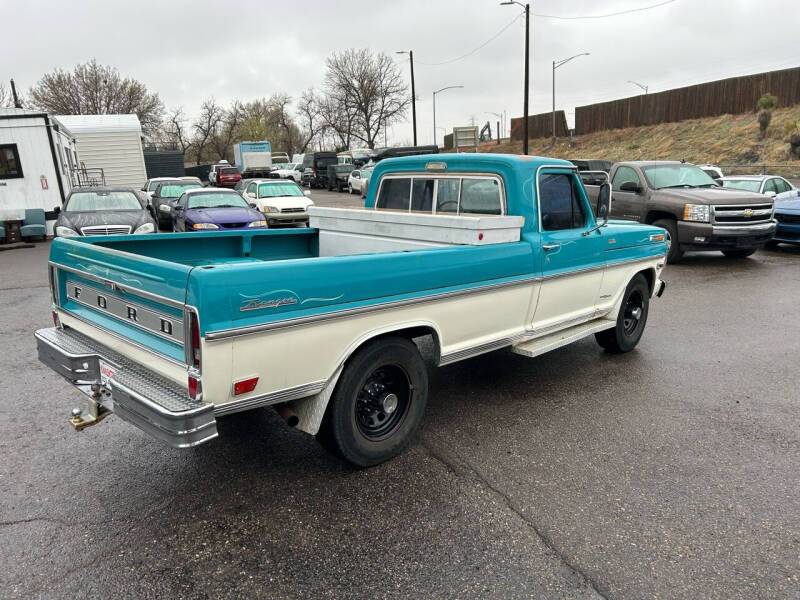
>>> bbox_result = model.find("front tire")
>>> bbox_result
[652,219,683,264]
[722,249,756,259]
[595,274,650,353]
[317,336,428,467]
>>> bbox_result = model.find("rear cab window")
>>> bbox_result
[375,175,503,216]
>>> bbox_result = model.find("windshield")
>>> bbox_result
[721,179,761,193]
[642,164,718,189]
[315,157,338,169]
[158,183,203,198]
[66,191,142,212]
[258,182,304,197]
[188,192,249,209]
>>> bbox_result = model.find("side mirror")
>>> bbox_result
[249,202,257,209]
[304,190,311,197]
[596,182,611,222]
[619,181,641,193]
[53,206,61,215]
[764,191,777,198]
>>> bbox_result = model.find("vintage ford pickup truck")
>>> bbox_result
[35,154,668,466]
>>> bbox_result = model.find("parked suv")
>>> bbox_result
[301,152,338,189]
[327,164,355,192]
[586,161,776,263]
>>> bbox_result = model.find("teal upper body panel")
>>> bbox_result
[49,153,666,348]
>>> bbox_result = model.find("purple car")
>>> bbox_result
[171,188,267,232]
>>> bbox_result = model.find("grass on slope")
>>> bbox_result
[481,105,800,167]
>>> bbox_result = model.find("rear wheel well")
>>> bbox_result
[644,210,676,225]
[344,326,441,370]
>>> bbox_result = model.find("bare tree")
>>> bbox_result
[323,49,410,149]
[0,83,12,108]
[268,93,301,157]
[192,98,224,164]
[159,106,193,154]
[28,60,164,135]
[210,100,244,161]
[296,89,326,152]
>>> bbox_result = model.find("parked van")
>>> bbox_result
[301,152,338,188]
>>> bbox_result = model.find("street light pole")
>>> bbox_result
[552,52,590,140]
[432,85,464,147]
[628,80,649,94]
[501,1,530,154]
[396,51,418,145]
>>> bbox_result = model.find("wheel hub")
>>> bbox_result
[356,367,411,440]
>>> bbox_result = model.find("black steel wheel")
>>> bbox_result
[318,336,428,467]
[596,273,650,353]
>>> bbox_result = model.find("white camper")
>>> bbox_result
[0,108,78,234]
[55,114,147,188]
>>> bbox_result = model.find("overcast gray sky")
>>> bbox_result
[5,0,799,146]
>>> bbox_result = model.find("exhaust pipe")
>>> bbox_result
[275,404,299,428]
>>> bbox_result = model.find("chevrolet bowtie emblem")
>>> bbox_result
[743,209,753,217]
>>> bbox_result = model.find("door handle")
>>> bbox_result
[542,243,561,251]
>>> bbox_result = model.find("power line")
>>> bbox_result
[415,13,523,67]
[534,0,679,20]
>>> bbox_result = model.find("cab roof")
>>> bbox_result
[371,152,575,175]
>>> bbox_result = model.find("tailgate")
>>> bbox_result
[49,237,193,365]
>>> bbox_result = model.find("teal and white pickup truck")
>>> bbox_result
[36,154,668,466]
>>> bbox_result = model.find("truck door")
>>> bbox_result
[610,166,645,221]
[532,169,605,331]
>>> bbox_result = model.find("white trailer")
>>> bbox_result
[0,108,78,235]
[55,114,147,188]
[233,141,272,174]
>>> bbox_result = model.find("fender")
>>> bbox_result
[288,320,442,435]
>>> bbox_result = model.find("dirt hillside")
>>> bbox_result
[479,105,800,168]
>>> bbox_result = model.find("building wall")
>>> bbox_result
[73,130,147,188]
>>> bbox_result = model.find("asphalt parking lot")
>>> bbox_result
[1,228,799,598]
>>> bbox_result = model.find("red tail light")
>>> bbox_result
[188,374,201,400]
[189,311,201,369]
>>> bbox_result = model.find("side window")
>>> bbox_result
[0,144,24,179]
[763,178,779,193]
[411,179,434,212]
[539,173,587,231]
[611,166,641,192]
[376,178,411,210]
[246,182,256,195]
[436,179,460,213]
[460,178,502,215]
[775,178,791,194]
[352,170,360,178]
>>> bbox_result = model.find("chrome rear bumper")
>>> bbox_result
[35,327,217,448]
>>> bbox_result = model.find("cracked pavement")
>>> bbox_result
[1,223,799,598]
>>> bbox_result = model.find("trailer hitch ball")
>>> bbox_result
[71,407,82,418]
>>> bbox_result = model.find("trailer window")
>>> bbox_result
[0,144,23,179]
[376,178,411,211]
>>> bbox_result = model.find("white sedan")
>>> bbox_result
[242,179,314,227]
[719,175,798,201]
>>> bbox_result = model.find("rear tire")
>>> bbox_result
[317,336,428,467]
[722,249,756,258]
[652,219,683,264]
[764,240,779,249]
[595,273,650,353]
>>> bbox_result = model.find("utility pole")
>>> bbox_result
[396,51,418,146]
[628,80,649,94]
[501,2,530,154]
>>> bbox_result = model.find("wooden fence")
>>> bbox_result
[510,110,569,141]
[575,66,800,135]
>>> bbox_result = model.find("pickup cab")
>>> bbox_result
[35,154,667,467]
[586,161,776,263]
